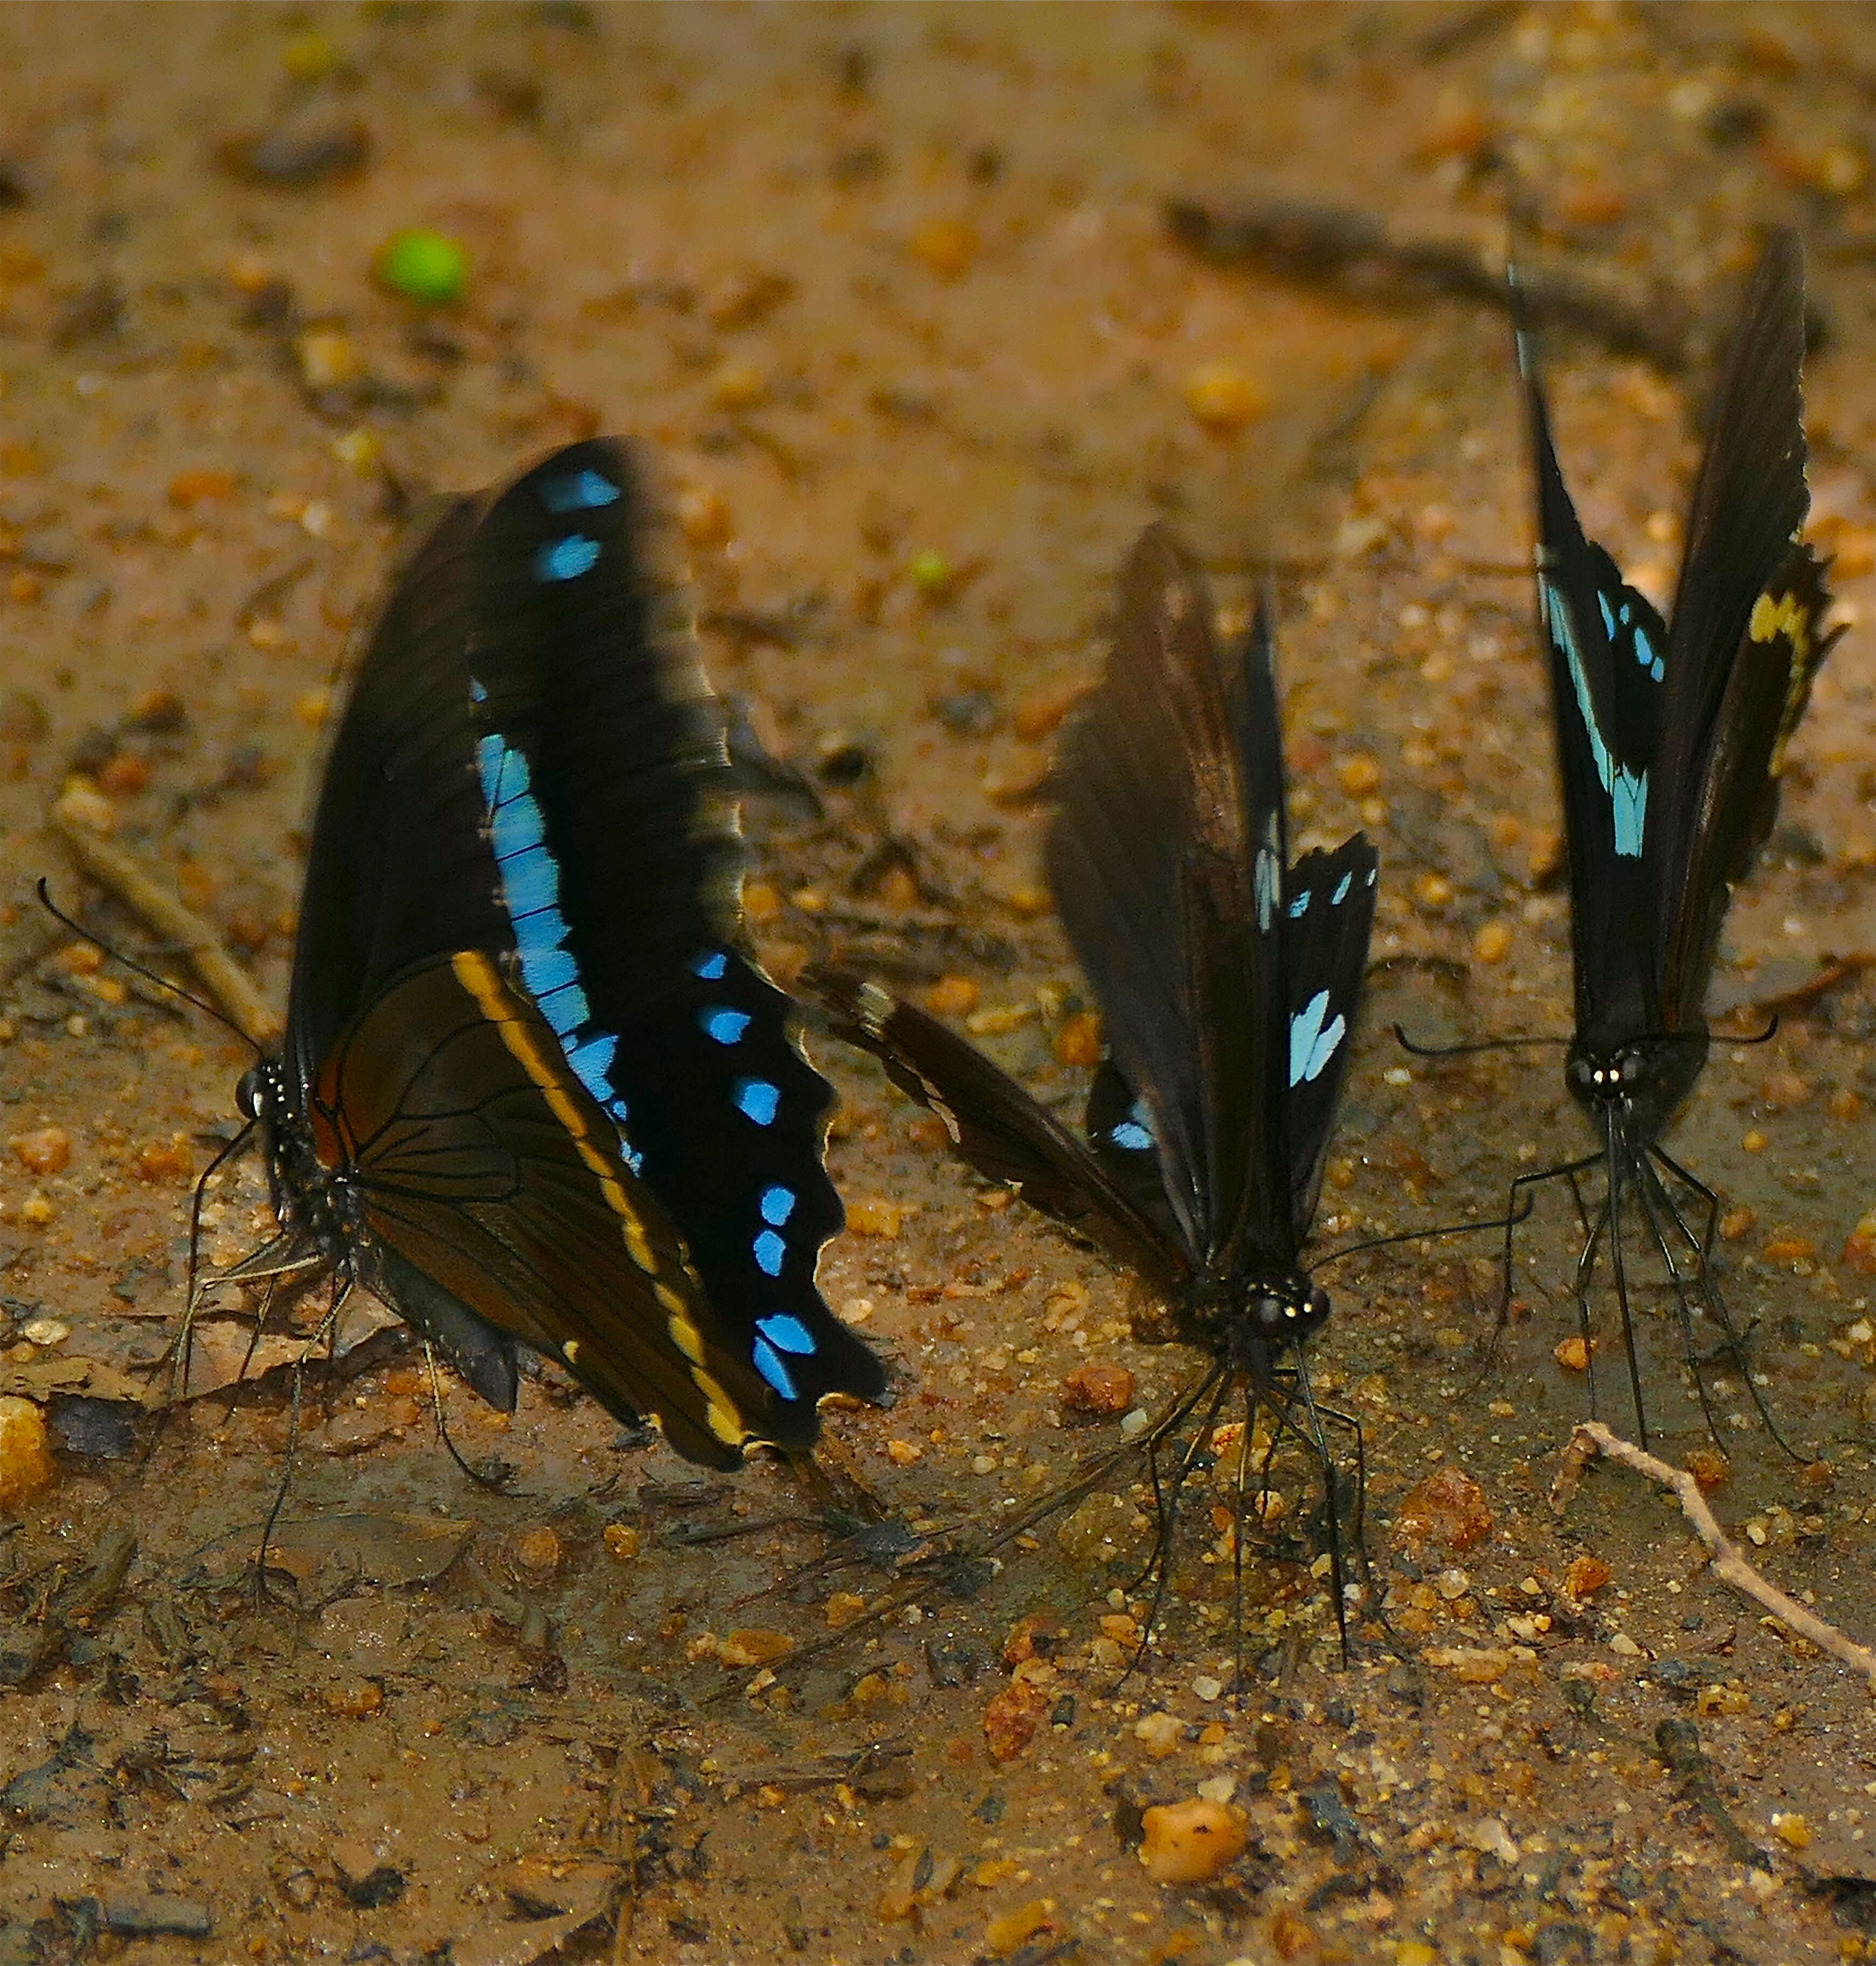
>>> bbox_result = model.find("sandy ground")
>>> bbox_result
[5,5,1876,1962]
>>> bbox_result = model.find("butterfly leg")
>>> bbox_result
[1124,1367,1234,1688]
[1569,1180,1612,1425]
[1493,1154,1602,1380]
[1291,1358,1355,1668]
[1597,1116,1655,1451]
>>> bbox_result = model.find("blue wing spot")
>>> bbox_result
[1541,574,1648,860]
[759,1184,797,1226]
[735,1077,780,1126]
[469,676,488,703]
[691,950,729,980]
[1290,989,1347,1087]
[621,1141,645,1175]
[1597,590,1617,639]
[1633,624,1664,683]
[1288,890,1311,919]
[702,1007,751,1046]
[751,1336,799,1401]
[1331,870,1352,905]
[752,1230,787,1277]
[1111,1120,1153,1152]
[566,1032,618,1104]
[541,468,621,513]
[533,535,601,583]
[758,1313,818,1355]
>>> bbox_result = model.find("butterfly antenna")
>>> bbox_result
[1393,1022,1569,1060]
[1310,1188,1535,1274]
[35,878,265,1055]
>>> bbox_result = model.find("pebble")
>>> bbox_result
[1393,1464,1492,1553]
[509,1524,562,1582]
[717,1627,794,1667]
[1338,752,1382,797]
[1133,1711,1182,1756]
[910,218,978,279]
[1685,1450,1730,1491]
[133,1138,195,1185]
[296,329,362,390]
[0,1396,52,1507]
[1844,1215,1876,1272]
[1182,362,1268,434]
[847,1197,905,1237]
[984,1901,1055,1956]
[1138,1797,1248,1884]
[1060,1362,1134,1418]
[602,1522,640,1561]
[1472,919,1512,964]
[909,549,953,598]
[1553,1335,1590,1372]
[10,1125,70,1174]
[709,359,767,411]
[925,974,980,1017]
[1012,678,1088,743]
[982,1680,1051,1762]
[322,1680,384,1718]
[373,228,467,305]
[1053,1010,1102,1067]
[826,1590,867,1630]
[21,1317,68,1347]
[1118,1407,1150,1439]
[1563,1555,1611,1597]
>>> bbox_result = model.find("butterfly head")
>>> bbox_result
[1566,1033,1707,1139]
[1183,1268,1332,1382]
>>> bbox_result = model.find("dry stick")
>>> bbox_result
[51,808,280,1048]
[1553,1420,1876,1691]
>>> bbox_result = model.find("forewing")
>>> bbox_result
[1045,526,1282,1265]
[813,968,1188,1297]
[319,956,815,1467]
[1278,836,1378,1240]
[1513,272,1669,1044]
[462,441,883,1417]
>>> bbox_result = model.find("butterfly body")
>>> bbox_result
[818,523,1376,1659]
[214,439,885,1471]
[1507,226,1836,1443]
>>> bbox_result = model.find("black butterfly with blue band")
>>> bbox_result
[814,523,1378,1662]
[1480,226,1836,1448]
[210,437,887,1471]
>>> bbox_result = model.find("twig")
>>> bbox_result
[50,807,280,1047]
[1554,1421,1876,1690]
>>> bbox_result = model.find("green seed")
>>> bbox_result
[909,549,952,597]
[374,229,467,306]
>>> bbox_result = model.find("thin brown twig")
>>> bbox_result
[1554,1421,1876,1691]
[50,806,280,1048]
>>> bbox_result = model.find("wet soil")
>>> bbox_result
[4,5,1876,1963]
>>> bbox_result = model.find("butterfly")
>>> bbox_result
[814,522,1378,1660]
[204,438,887,1471]
[1501,225,1836,1446]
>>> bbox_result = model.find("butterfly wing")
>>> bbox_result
[1655,232,1831,1024]
[812,967,1188,1298]
[460,441,885,1427]
[313,954,784,1469]
[1278,837,1378,1240]
[1512,272,1671,1049]
[1045,527,1289,1271]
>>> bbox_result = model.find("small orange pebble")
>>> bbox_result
[1002,882,1050,918]
[742,881,781,924]
[1414,101,1491,163]
[225,906,269,954]
[1770,1811,1812,1851]
[1554,1335,1591,1373]
[167,467,239,508]
[296,329,361,390]
[910,218,979,280]
[846,1197,904,1237]
[982,754,1048,805]
[676,485,733,548]
[0,1397,53,1508]
[323,1681,384,1718]
[984,1901,1055,1956]
[603,1522,641,1561]
[1099,1612,1139,1643]
[9,1126,70,1175]
[1685,1449,1730,1492]
[1741,1129,1768,1154]
[718,1627,795,1668]
[1001,1608,1064,1669]
[1488,812,1524,853]
[1012,678,1089,744]
[1760,1071,1811,1110]
[982,1680,1051,1762]
[973,1858,1020,1889]
[133,1137,194,1184]
[295,689,331,729]
[10,570,42,604]
[18,1194,54,1226]
[1843,1216,1876,1273]
[509,1524,562,1581]
[98,752,150,795]
[1060,1362,1134,1418]
[1053,1010,1102,1068]
[1182,362,1268,434]
[57,940,103,975]
[826,1590,868,1629]
[886,1438,923,1466]
[1563,1555,1611,1598]
[1762,1234,1816,1266]
[1558,179,1628,226]
[1472,920,1512,964]
[876,866,918,912]
[1395,1464,1493,1554]
[1138,1798,1249,1885]
[1719,1206,1756,1242]
[1269,1909,1319,1960]
[1338,752,1382,798]
[925,974,980,1018]
[1830,1088,1864,1122]
[1412,871,1453,911]
[708,359,767,411]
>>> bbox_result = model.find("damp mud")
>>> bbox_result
[5,5,1876,1962]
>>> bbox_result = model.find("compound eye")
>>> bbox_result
[1307,1283,1332,1325]
[236,1067,264,1122]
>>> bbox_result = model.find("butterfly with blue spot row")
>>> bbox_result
[216,437,887,1470]
[1498,226,1837,1448]
[814,522,1378,1660]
